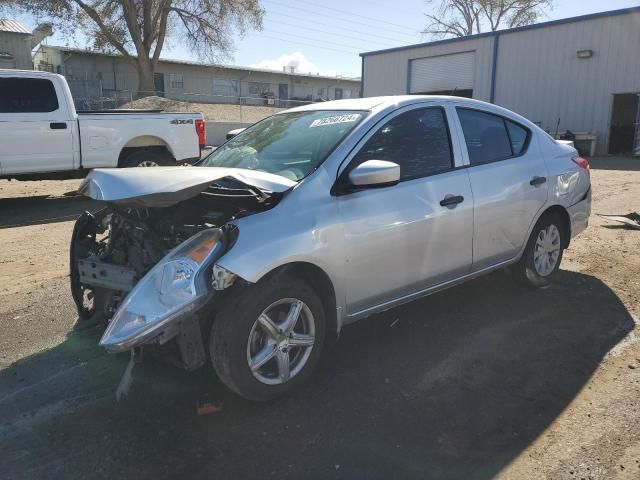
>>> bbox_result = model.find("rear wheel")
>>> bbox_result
[210,276,326,401]
[513,212,566,287]
[120,149,175,168]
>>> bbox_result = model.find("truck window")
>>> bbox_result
[0,78,59,113]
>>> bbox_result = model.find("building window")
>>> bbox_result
[169,74,184,89]
[213,78,238,97]
[317,88,325,98]
[248,81,271,96]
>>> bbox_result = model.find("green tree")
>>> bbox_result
[423,0,552,38]
[6,0,263,95]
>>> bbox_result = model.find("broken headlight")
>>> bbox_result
[99,229,223,352]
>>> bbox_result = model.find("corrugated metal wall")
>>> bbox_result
[362,35,495,100]
[494,12,640,154]
[362,10,640,155]
[0,31,32,70]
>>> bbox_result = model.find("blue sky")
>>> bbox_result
[17,0,640,78]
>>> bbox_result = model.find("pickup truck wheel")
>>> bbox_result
[210,277,326,401]
[513,212,565,288]
[120,149,174,168]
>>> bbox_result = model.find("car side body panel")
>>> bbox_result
[215,96,591,333]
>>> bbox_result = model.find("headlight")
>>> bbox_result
[99,229,223,352]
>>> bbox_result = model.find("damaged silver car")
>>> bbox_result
[71,96,591,401]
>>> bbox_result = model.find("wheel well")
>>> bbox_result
[542,205,571,248]
[117,145,173,167]
[262,262,338,337]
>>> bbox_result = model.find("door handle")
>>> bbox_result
[50,122,67,130]
[440,194,464,207]
[530,176,547,186]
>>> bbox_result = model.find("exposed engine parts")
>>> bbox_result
[70,177,279,329]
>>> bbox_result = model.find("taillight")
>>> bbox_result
[572,156,589,170]
[195,119,206,147]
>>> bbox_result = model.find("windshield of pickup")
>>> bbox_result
[200,110,366,181]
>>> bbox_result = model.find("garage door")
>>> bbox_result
[409,51,475,94]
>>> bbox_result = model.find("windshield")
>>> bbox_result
[200,110,366,181]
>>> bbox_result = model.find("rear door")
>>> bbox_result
[0,76,74,175]
[454,106,548,271]
[338,104,474,315]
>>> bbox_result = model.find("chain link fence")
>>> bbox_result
[67,82,324,112]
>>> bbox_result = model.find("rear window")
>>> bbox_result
[0,77,59,113]
[457,108,531,165]
[457,108,512,165]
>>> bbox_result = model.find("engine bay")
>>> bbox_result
[70,177,282,327]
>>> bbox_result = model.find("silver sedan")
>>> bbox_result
[77,96,591,401]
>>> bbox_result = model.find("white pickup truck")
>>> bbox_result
[0,70,206,179]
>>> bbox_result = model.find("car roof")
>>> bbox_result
[284,95,495,112]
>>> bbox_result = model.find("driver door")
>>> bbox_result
[337,105,474,316]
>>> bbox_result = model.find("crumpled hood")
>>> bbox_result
[79,166,296,207]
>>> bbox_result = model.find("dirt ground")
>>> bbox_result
[0,158,638,479]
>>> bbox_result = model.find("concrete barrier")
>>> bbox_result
[206,122,252,146]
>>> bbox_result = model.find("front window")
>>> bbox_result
[201,110,366,181]
[350,107,453,181]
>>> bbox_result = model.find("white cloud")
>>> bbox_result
[252,52,336,76]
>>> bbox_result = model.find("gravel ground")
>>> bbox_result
[122,95,285,123]
[0,158,638,479]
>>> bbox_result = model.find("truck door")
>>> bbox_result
[0,76,74,176]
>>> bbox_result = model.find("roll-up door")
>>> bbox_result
[409,51,475,94]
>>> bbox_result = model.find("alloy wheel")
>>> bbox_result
[137,160,160,167]
[246,298,316,385]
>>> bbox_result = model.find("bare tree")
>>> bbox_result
[423,0,552,39]
[6,0,263,95]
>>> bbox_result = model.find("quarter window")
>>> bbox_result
[506,119,529,154]
[0,78,59,113]
[351,107,453,181]
[456,108,530,165]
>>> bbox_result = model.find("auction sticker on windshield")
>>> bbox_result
[309,114,361,128]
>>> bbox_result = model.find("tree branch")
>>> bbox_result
[73,0,135,64]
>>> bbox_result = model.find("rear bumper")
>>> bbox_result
[568,186,591,239]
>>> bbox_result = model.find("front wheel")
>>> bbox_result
[210,276,326,401]
[513,212,566,288]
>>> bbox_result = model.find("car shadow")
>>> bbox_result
[0,195,101,229]
[0,270,634,480]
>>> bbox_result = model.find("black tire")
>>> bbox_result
[120,149,175,168]
[513,212,566,288]
[210,276,326,401]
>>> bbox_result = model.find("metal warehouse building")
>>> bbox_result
[360,7,640,156]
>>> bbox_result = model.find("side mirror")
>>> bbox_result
[226,128,246,140]
[348,160,400,188]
